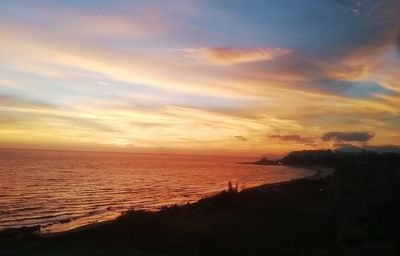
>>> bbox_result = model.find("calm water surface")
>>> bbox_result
[0,149,314,233]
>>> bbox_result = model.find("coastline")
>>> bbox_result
[1,165,332,238]
[17,165,333,238]
[2,160,398,256]
[243,165,334,192]
[306,166,335,180]
[0,165,336,254]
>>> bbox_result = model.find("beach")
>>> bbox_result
[33,165,327,238]
[1,159,399,255]
[1,165,337,253]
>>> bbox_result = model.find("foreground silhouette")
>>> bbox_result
[1,151,400,255]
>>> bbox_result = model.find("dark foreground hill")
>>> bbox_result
[1,151,400,256]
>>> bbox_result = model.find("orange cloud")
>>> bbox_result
[269,134,315,145]
[180,47,291,65]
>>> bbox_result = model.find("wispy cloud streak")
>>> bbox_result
[180,47,291,65]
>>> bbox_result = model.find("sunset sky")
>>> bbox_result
[0,0,399,156]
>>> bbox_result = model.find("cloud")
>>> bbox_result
[334,143,363,152]
[0,93,53,109]
[56,116,119,133]
[310,80,397,99]
[180,47,291,65]
[396,32,400,56]
[53,9,176,39]
[233,135,248,141]
[269,134,315,145]
[367,144,400,153]
[0,1,182,40]
[322,131,375,142]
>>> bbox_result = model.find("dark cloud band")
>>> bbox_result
[322,131,375,142]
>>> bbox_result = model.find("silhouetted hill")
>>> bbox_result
[246,156,278,165]
[280,150,400,167]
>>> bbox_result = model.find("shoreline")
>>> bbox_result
[2,165,333,238]
[243,165,334,192]
[38,165,334,238]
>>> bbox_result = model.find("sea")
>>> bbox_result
[0,149,314,233]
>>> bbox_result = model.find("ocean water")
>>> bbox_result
[0,149,314,233]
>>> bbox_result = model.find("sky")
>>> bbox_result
[0,0,399,156]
